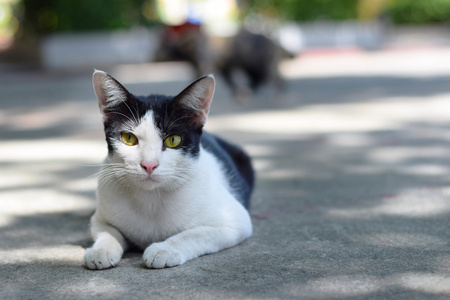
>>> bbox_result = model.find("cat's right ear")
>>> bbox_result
[175,74,215,127]
[93,70,130,116]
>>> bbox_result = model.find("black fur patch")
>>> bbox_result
[201,132,254,209]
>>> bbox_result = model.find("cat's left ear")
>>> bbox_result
[176,74,215,127]
[93,69,131,115]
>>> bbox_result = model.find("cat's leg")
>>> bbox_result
[143,224,251,268]
[84,214,128,270]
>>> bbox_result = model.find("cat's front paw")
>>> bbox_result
[143,242,186,269]
[84,247,121,270]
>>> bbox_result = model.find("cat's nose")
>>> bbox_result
[141,162,159,175]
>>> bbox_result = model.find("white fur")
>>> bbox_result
[84,111,252,269]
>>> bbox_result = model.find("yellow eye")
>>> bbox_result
[121,132,138,146]
[165,135,181,148]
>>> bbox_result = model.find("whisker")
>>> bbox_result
[107,111,136,125]
[165,115,192,132]
[123,100,139,125]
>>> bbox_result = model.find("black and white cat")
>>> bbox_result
[84,70,254,269]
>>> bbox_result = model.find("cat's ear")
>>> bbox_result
[176,74,215,127]
[93,69,130,113]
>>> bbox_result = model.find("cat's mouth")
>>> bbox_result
[141,174,157,183]
[136,174,161,190]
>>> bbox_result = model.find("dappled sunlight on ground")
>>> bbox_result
[352,232,447,249]
[327,188,450,219]
[0,188,94,216]
[0,140,105,163]
[283,274,384,298]
[282,272,450,298]
[0,139,101,229]
[207,93,450,135]
[0,246,85,265]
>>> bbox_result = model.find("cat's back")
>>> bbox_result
[200,132,254,209]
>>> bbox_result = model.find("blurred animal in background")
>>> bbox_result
[153,0,293,103]
[153,22,211,78]
[216,29,287,102]
[152,0,212,77]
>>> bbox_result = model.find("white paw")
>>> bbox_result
[84,247,122,270]
[143,242,186,269]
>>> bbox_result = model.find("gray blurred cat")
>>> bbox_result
[217,29,285,97]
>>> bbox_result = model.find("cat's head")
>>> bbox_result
[93,70,215,191]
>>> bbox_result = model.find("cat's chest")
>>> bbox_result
[101,189,196,247]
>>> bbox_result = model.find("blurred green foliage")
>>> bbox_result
[389,0,450,24]
[246,0,359,21]
[247,0,450,24]
[16,0,450,37]
[19,0,154,35]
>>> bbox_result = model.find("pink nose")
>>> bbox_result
[141,162,159,175]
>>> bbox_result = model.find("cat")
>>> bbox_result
[84,70,254,269]
[216,29,286,99]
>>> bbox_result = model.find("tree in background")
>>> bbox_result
[17,0,153,38]
[389,0,450,24]
[244,0,450,24]
[243,0,358,22]
[5,0,450,41]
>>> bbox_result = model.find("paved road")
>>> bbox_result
[2,48,450,299]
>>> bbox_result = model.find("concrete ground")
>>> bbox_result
[2,47,450,299]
